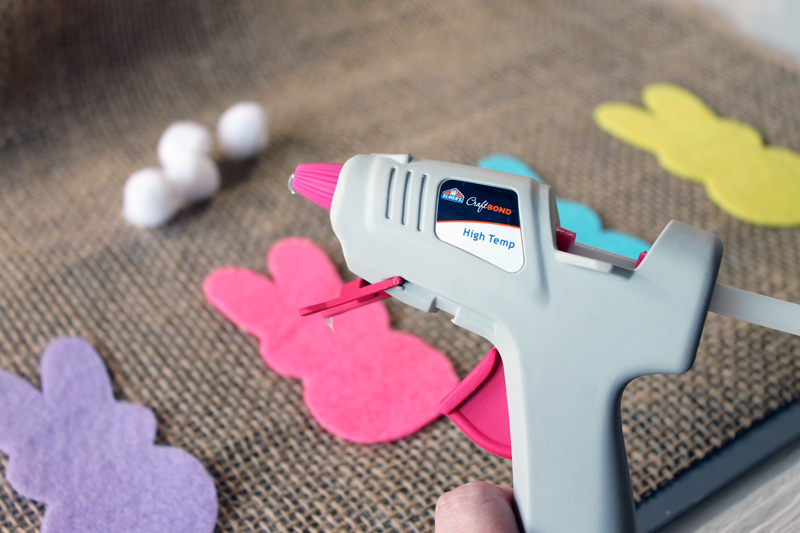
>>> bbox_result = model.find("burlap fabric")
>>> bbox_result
[0,0,798,530]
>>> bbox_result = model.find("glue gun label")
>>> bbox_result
[436,179,524,273]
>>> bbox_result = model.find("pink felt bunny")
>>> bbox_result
[204,238,458,443]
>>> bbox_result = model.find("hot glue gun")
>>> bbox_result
[289,153,800,533]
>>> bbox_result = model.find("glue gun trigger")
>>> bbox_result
[439,347,512,459]
[298,276,404,318]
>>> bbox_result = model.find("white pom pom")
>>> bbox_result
[163,153,221,202]
[123,168,182,227]
[216,102,269,160]
[157,121,213,168]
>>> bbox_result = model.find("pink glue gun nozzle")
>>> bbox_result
[289,163,344,211]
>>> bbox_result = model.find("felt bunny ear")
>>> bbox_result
[0,372,44,452]
[110,402,159,448]
[267,237,343,309]
[204,267,282,338]
[642,84,716,122]
[268,238,391,333]
[594,104,662,152]
[41,338,114,407]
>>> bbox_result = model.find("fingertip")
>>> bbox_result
[435,481,519,533]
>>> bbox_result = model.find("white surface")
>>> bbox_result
[157,121,213,168]
[659,437,800,532]
[680,0,800,61]
[216,102,269,160]
[163,152,221,202]
[123,168,182,227]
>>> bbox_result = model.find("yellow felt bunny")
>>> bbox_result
[595,84,800,227]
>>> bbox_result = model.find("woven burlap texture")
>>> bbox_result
[0,0,798,531]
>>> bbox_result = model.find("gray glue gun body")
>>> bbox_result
[292,154,800,532]
[328,154,721,533]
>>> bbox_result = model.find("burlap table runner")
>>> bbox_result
[0,0,798,530]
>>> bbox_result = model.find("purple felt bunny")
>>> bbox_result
[0,337,218,533]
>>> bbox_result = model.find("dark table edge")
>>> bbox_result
[636,396,800,532]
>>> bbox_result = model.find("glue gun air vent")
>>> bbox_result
[386,167,428,231]
[291,163,343,211]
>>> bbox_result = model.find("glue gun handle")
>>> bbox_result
[504,358,637,533]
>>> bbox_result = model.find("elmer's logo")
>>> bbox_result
[441,188,464,203]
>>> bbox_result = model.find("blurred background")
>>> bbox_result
[682,0,800,61]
